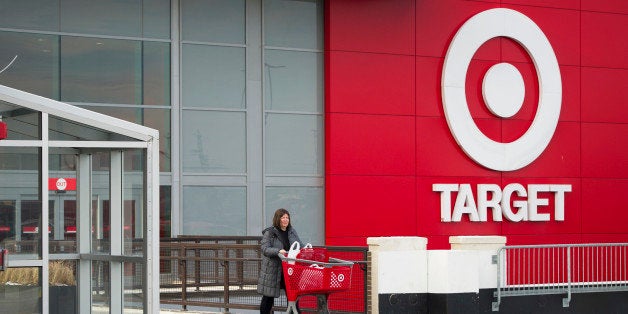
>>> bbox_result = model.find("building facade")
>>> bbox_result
[0,0,627,312]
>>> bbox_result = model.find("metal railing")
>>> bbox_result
[159,236,368,313]
[493,243,628,311]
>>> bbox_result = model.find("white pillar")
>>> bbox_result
[449,236,506,290]
[367,237,428,313]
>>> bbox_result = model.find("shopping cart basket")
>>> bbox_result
[279,252,354,314]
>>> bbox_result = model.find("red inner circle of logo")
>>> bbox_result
[464,38,539,144]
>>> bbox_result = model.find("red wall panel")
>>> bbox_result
[582,11,628,68]
[502,0,579,10]
[326,175,416,240]
[327,0,415,54]
[581,123,628,178]
[582,67,628,123]
[327,113,415,176]
[582,234,628,243]
[425,236,452,250]
[582,179,628,233]
[415,0,498,58]
[328,51,415,115]
[325,236,369,247]
[507,234,582,246]
[582,0,628,14]
[558,65,581,122]
[416,57,443,117]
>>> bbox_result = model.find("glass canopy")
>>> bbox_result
[0,84,159,313]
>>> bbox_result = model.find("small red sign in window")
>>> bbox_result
[22,226,51,234]
[48,178,77,191]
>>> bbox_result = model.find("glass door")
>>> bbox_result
[76,149,147,313]
[49,192,77,250]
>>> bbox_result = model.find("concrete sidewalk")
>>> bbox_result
[160,306,259,314]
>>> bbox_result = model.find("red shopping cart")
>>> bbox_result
[279,249,354,314]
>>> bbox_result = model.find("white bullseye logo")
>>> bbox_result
[442,8,562,171]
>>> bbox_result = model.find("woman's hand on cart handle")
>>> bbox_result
[279,249,286,255]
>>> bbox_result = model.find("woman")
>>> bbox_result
[257,208,303,314]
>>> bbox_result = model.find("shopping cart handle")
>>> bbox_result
[278,253,354,267]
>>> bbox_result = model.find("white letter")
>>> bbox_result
[477,184,503,222]
[452,184,480,222]
[433,184,458,222]
[550,184,572,221]
[502,183,527,222]
[528,184,550,221]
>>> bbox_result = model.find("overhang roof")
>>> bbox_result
[0,84,158,142]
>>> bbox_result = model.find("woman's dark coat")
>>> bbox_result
[257,226,303,297]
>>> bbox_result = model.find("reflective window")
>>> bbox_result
[142,0,171,39]
[123,149,145,256]
[160,186,171,238]
[0,147,40,171]
[49,116,136,142]
[182,45,245,109]
[61,37,142,104]
[264,0,322,50]
[92,261,110,311]
[264,50,323,112]
[182,111,246,173]
[265,187,324,245]
[0,0,168,39]
[60,0,141,37]
[49,149,78,252]
[144,108,171,172]
[143,42,171,106]
[20,200,53,245]
[262,0,324,241]
[92,152,110,254]
[0,147,40,257]
[49,152,77,171]
[123,262,143,312]
[0,200,16,243]
[181,0,245,44]
[182,186,246,235]
[265,113,323,175]
[0,32,59,99]
[60,39,168,105]
[0,0,59,31]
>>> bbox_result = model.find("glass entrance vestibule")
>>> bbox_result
[0,85,159,313]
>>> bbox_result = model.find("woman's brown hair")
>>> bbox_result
[272,208,291,229]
